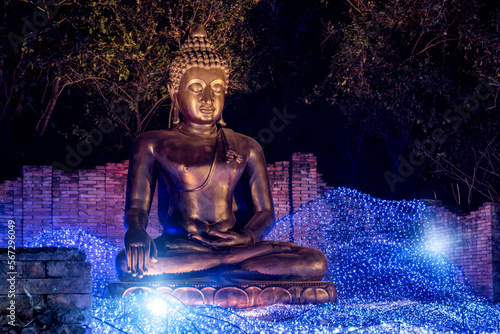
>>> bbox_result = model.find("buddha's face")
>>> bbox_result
[175,67,226,126]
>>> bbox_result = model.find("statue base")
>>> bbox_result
[108,281,337,308]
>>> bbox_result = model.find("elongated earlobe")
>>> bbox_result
[167,83,180,128]
[169,103,180,128]
[217,113,226,127]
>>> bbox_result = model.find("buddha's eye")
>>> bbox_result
[188,83,203,93]
[211,83,224,94]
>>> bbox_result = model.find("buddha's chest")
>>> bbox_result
[156,139,245,191]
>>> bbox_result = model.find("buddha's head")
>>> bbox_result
[168,25,230,127]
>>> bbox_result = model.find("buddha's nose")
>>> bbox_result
[200,86,214,104]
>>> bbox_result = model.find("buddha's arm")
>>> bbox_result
[124,135,158,230]
[123,134,158,276]
[239,143,276,242]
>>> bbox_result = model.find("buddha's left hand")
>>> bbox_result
[190,230,252,248]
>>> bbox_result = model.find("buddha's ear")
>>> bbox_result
[167,82,180,127]
[167,82,177,104]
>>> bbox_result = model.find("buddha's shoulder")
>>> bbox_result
[222,128,261,150]
[132,129,181,147]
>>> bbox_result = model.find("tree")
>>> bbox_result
[66,0,259,140]
[1,0,265,178]
[1,0,78,175]
[322,0,500,208]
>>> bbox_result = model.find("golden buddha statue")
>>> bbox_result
[115,25,327,283]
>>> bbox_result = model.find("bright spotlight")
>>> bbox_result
[426,232,450,254]
[146,296,170,316]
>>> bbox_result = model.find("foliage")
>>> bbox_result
[322,0,500,208]
[1,0,499,208]
[1,0,81,171]
[69,0,258,140]
[1,0,263,176]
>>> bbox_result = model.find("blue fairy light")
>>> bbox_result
[24,187,500,333]
[25,228,121,296]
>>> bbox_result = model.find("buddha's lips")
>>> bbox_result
[199,108,215,114]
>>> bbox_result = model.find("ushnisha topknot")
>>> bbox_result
[169,24,230,94]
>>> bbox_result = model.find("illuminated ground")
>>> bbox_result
[89,294,500,333]
[27,188,500,333]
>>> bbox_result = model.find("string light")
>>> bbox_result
[24,187,500,333]
[25,228,121,296]
[145,295,174,316]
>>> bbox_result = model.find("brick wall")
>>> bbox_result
[1,153,499,301]
[0,178,23,249]
[266,152,329,242]
[0,247,92,333]
[267,160,290,219]
[266,152,329,218]
[0,153,324,249]
[423,200,500,302]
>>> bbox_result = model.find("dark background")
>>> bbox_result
[1,0,499,211]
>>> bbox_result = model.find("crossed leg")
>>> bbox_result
[115,239,327,282]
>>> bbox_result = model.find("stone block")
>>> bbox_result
[0,277,92,295]
[37,308,91,325]
[39,324,90,334]
[0,262,45,278]
[0,325,18,334]
[46,262,91,278]
[22,328,40,334]
[0,248,86,262]
[0,308,35,326]
[0,314,15,325]
[46,294,92,309]
[0,295,45,310]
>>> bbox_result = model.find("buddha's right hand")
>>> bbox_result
[124,226,158,278]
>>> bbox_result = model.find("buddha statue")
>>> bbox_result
[115,25,327,283]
